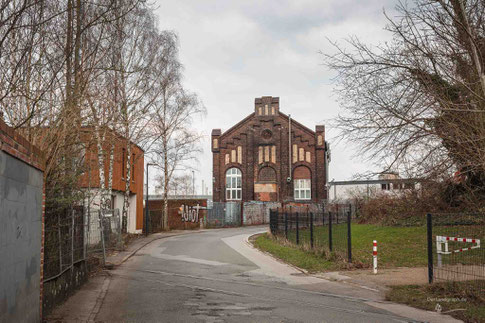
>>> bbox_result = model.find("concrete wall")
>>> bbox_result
[0,150,43,323]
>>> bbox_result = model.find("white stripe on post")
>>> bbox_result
[373,240,377,274]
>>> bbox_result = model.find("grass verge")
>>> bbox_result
[387,281,485,323]
[251,233,342,272]
[272,223,482,268]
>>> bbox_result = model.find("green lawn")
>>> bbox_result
[251,234,340,272]
[258,223,483,269]
[387,281,485,323]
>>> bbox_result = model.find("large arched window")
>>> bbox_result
[226,168,242,200]
[293,166,311,200]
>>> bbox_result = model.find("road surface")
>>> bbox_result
[50,226,460,322]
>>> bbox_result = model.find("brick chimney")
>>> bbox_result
[255,96,279,117]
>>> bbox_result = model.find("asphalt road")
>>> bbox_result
[88,226,426,323]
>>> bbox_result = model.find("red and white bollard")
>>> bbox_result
[373,240,377,274]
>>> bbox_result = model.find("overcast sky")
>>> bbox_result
[152,0,399,195]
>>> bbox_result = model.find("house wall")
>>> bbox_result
[212,96,328,204]
[83,189,139,233]
[79,130,144,231]
[0,119,44,323]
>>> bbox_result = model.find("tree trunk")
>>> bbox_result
[121,138,131,233]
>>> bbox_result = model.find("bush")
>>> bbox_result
[353,181,484,226]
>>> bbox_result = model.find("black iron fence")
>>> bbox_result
[270,204,353,263]
[427,213,484,290]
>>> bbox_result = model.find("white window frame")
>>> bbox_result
[294,179,311,200]
[226,168,242,200]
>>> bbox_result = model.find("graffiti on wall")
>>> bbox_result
[179,204,201,223]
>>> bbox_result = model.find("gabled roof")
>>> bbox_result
[218,110,316,140]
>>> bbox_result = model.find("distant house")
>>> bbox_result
[79,128,144,233]
[211,96,330,204]
[329,171,418,201]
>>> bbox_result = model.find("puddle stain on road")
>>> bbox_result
[184,290,275,322]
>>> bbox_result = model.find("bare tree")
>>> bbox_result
[150,42,206,229]
[155,173,193,196]
[324,0,485,197]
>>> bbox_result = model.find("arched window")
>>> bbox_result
[293,166,311,200]
[226,168,242,200]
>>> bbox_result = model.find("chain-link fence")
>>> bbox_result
[85,208,122,256]
[206,202,242,227]
[43,207,122,282]
[427,213,484,290]
[270,203,353,263]
[44,207,85,282]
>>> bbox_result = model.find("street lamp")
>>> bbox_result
[192,170,195,196]
[145,163,156,236]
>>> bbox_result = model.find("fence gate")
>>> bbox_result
[225,202,241,225]
[426,213,484,289]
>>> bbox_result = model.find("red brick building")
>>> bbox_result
[212,96,330,204]
[79,129,144,233]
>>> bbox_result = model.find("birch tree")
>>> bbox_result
[151,44,206,229]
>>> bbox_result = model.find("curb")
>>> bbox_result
[105,230,206,268]
[245,232,309,275]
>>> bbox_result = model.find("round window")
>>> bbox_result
[261,129,273,140]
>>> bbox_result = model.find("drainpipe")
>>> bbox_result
[288,114,292,182]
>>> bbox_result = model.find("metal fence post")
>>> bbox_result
[71,209,75,269]
[284,211,288,240]
[347,204,352,263]
[336,204,339,224]
[296,212,299,245]
[58,213,62,272]
[310,212,314,249]
[427,213,433,284]
[329,211,333,252]
[99,210,106,266]
[83,208,87,261]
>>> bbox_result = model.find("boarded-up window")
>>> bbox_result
[213,138,218,149]
[294,165,311,179]
[237,146,242,164]
[271,106,275,115]
[231,150,236,163]
[258,106,262,115]
[299,148,304,161]
[306,151,311,163]
[265,105,269,115]
[292,144,298,163]
[317,135,323,146]
[264,146,270,162]
[225,154,230,165]
[258,146,263,164]
[258,166,276,182]
[271,146,276,163]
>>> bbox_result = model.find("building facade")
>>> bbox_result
[212,96,330,204]
[79,129,144,233]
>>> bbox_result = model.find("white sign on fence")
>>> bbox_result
[436,235,480,267]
